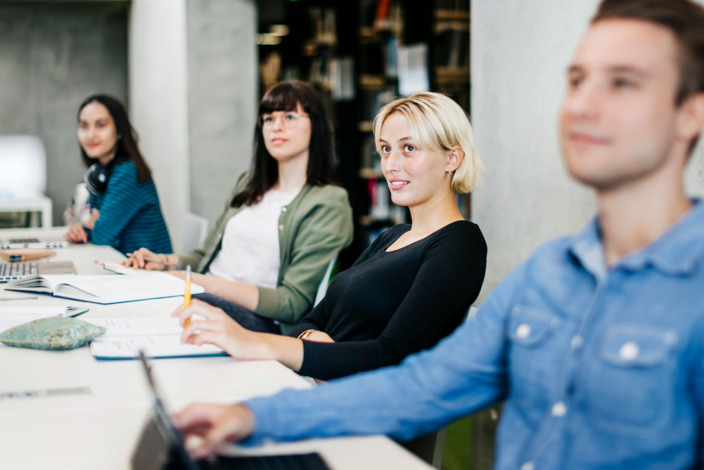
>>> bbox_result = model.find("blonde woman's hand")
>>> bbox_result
[172,299,268,360]
[173,403,254,459]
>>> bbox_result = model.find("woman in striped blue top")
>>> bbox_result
[64,94,172,255]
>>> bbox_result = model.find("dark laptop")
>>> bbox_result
[132,350,331,470]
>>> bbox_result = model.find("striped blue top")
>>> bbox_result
[88,161,172,255]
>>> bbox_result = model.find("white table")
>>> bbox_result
[0,229,432,470]
[0,194,53,227]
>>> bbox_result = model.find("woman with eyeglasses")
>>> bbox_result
[125,80,353,334]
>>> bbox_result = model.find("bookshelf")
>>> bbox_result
[255,0,471,267]
[355,0,405,250]
[430,1,472,220]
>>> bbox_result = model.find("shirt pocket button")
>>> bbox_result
[618,341,639,361]
[589,325,678,433]
[516,324,531,339]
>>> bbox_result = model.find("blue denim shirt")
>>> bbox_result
[246,200,704,469]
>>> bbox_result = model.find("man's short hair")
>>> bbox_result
[593,0,704,106]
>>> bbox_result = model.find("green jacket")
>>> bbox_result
[179,175,353,334]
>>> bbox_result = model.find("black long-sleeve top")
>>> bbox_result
[289,220,487,380]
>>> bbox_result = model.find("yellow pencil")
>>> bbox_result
[183,265,192,329]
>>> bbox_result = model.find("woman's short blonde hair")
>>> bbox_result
[372,92,483,193]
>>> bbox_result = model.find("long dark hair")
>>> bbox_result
[230,80,339,207]
[77,94,152,183]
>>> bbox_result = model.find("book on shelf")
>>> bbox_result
[359,36,400,80]
[434,0,470,11]
[398,43,430,96]
[330,56,355,101]
[367,179,406,225]
[87,316,226,360]
[373,0,403,34]
[5,272,204,304]
[308,7,337,47]
[360,41,386,77]
[362,87,396,121]
[384,36,400,77]
[434,29,469,69]
[368,179,390,220]
[359,134,379,170]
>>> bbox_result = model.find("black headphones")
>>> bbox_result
[83,162,113,196]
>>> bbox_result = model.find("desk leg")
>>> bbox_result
[29,211,39,228]
[41,200,53,227]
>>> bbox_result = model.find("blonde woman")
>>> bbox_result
[173,91,487,381]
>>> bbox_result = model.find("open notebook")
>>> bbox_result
[5,272,204,304]
[88,317,226,360]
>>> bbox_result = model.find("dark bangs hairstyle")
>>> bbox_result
[231,80,339,207]
[77,94,152,183]
[593,0,704,154]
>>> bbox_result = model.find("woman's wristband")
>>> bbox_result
[297,329,315,341]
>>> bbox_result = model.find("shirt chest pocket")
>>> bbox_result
[584,324,678,436]
[506,306,562,408]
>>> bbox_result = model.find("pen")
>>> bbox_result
[183,265,191,329]
[95,260,135,274]
[0,296,38,301]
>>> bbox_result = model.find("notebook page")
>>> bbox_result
[90,335,224,359]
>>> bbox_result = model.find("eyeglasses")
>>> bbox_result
[258,112,309,130]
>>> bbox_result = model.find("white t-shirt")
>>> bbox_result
[207,189,299,288]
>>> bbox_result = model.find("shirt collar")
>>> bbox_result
[569,198,704,279]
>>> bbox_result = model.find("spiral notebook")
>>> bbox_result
[88,317,226,360]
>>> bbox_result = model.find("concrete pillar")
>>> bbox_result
[185,0,258,226]
[129,0,257,251]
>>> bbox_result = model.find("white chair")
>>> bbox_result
[181,212,209,253]
[0,135,47,197]
[0,135,52,227]
[314,254,338,306]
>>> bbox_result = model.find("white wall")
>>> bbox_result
[0,3,129,225]
[471,0,704,300]
[129,0,190,250]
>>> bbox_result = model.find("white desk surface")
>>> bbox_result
[0,228,432,470]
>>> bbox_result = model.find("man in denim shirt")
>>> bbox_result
[174,0,704,467]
